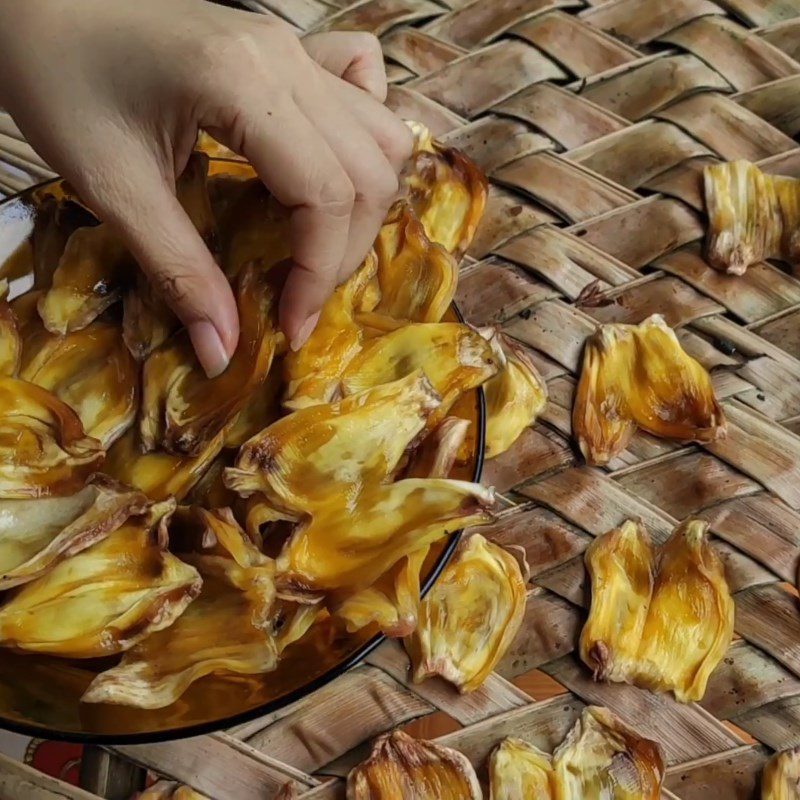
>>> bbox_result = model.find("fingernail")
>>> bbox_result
[290,312,320,352]
[189,321,229,378]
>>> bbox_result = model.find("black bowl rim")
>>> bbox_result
[0,173,487,744]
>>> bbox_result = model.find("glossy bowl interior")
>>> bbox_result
[0,160,486,743]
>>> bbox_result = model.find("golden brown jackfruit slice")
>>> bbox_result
[372,202,458,323]
[346,730,481,800]
[276,477,494,600]
[580,520,654,683]
[573,314,725,465]
[580,519,733,702]
[19,320,138,448]
[226,371,440,515]
[483,334,547,459]
[0,478,147,590]
[403,121,488,259]
[331,417,469,636]
[282,252,377,410]
[489,737,555,800]
[703,160,800,275]
[196,130,241,161]
[136,781,209,800]
[635,519,734,702]
[216,178,290,279]
[38,153,216,335]
[83,507,277,708]
[553,706,664,799]
[140,261,283,455]
[0,499,201,658]
[103,424,228,502]
[223,364,283,449]
[0,280,20,377]
[0,376,104,499]
[340,323,500,427]
[407,533,526,693]
[761,748,800,800]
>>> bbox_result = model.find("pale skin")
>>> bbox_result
[0,0,412,376]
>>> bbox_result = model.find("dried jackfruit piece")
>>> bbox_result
[331,417,469,636]
[38,153,216,335]
[0,279,20,376]
[282,252,377,410]
[20,320,138,448]
[276,477,494,599]
[331,547,427,637]
[223,365,283,449]
[0,499,201,658]
[553,706,664,799]
[483,335,547,459]
[196,130,241,161]
[635,519,734,703]
[489,737,555,800]
[103,424,228,502]
[703,160,800,275]
[372,202,458,323]
[761,748,800,800]
[407,533,526,693]
[0,376,104,499]
[216,178,290,278]
[340,323,500,427]
[580,520,654,683]
[573,314,725,465]
[403,121,488,259]
[140,262,283,455]
[227,371,440,514]
[37,220,133,334]
[136,781,209,800]
[83,507,277,708]
[580,519,733,703]
[0,478,147,590]
[346,730,481,800]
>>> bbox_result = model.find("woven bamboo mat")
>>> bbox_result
[3,0,800,797]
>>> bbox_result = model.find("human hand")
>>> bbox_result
[0,1,412,375]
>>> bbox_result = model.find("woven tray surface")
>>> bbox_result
[4,0,800,797]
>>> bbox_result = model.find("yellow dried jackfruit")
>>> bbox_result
[483,334,547,459]
[0,499,201,657]
[346,730,481,800]
[704,160,800,275]
[20,320,138,448]
[282,252,377,410]
[0,478,147,590]
[580,519,734,702]
[140,261,283,455]
[136,781,209,800]
[580,520,654,683]
[635,519,734,702]
[83,507,277,709]
[489,737,555,800]
[0,376,104,498]
[103,424,228,502]
[573,314,725,465]
[762,748,800,800]
[372,202,458,323]
[0,280,20,377]
[404,121,488,258]
[340,322,500,425]
[407,533,526,693]
[553,706,664,799]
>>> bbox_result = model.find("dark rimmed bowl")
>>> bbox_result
[0,160,486,743]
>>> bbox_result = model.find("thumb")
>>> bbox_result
[86,155,239,377]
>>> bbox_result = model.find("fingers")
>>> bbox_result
[227,99,353,347]
[78,147,239,377]
[301,31,387,102]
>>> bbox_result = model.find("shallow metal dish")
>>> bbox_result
[0,159,486,743]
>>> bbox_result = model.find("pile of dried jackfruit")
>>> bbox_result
[0,123,546,709]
